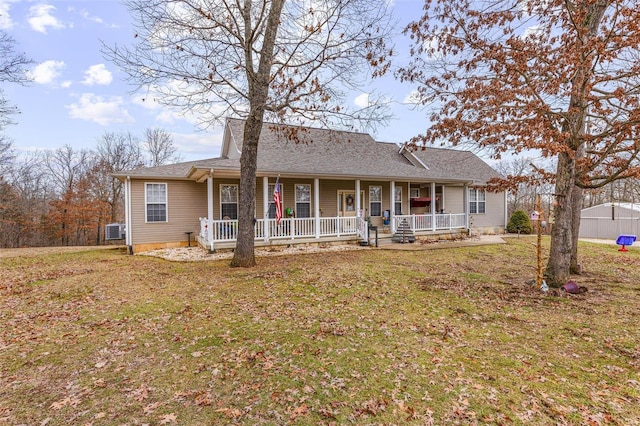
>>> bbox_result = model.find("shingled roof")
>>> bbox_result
[409,146,501,184]
[115,117,500,185]
[112,158,218,180]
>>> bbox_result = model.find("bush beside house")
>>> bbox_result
[507,210,532,234]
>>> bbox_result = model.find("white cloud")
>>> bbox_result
[66,93,134,125]
[81,64,112,86]
[403,90,422,105]
[0,1,15,30]
[28,3,65,34]
[522,25,543,40]
[80,9,103,24]
[354,93,369,108]
[61,80,72,88]
[171,131,224,158]
[27,60,65,84]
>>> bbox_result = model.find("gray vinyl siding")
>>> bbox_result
[319,180,351,217]
[469,189,506,228]
[130,179,207,244]
[444,187,464,214]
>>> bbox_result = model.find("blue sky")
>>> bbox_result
[1,0,429,162]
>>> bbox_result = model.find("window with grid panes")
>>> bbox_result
[295,184,311,218]
[369,186,382,216]
[469,188,486,214]
[394,187,402,215]
[145,183,167,222]
[220,184,238,219]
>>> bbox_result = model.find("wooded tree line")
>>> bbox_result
[498,158,640,221]
[0,130,179,248]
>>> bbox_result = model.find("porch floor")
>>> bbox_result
[198,229,471,252]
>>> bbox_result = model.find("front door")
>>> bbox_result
[338,190,365,217]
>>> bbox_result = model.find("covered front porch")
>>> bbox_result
[197,212,467,251]
[191,173,471,252]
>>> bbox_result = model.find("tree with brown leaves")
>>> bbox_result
[399,0,640,286]
[104,0,394,267]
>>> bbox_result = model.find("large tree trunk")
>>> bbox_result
[546,2,607,285]
[570,184,583,274]
[545,152,576,287]
[570,141,585,275]
[231,117,260,267]
[230,0,286,267]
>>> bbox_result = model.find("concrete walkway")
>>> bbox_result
[375,234,506,251]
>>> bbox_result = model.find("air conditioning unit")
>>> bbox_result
[105,223,126,240]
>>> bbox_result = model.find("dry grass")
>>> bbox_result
[1,238,639,425]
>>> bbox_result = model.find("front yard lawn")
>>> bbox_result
[1,237,639,424]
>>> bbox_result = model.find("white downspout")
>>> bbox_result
[355,180,361,217]
[464,184,469,230]
[431,182,436,231]
[504,190,508,230]
[125,176,132,253]
[263,176,270,242]
[390,181,396,234]
[207,173,214,252]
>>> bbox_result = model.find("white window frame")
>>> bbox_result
[410,188,420,198]
[220,184,239,219]
[394,186,403,215]
[469,187,486,214]
[369,185,382,217]
[295,183,311,218]
[145,182,168,223]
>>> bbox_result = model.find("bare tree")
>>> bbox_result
[105,0,394,267]
[43,146,94,245]
[0,31,32,125]
[0,136,13,175]
[94,131,145,224]
[4,153,54,247]
[399,0,640,286]
[44,145,93,196]
[0,31,32,178]
[144,128,181,166]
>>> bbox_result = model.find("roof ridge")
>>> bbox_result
[226,116,375,139]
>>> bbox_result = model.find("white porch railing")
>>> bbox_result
[199,214,464,246]
[199,216,367,243]
[393,213,466,232]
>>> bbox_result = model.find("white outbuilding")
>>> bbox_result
[579,202,640,240]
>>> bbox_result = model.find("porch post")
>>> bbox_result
[355,179,361,218]
[314,178,320,239]
[431,182,436,231]
[390,180,396,233]
[263,176,270,242]
[504,190,508,229]
[125,176,132,249]
[207,174,214,250]
[464,184,469,229]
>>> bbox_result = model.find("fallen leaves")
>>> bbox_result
[2,241,640,424]
[49,396,81,410]
[129,383,151,402]
[159,412,177,424]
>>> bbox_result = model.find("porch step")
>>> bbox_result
[391,219,416,244]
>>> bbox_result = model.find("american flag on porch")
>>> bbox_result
[274,178,283,224]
